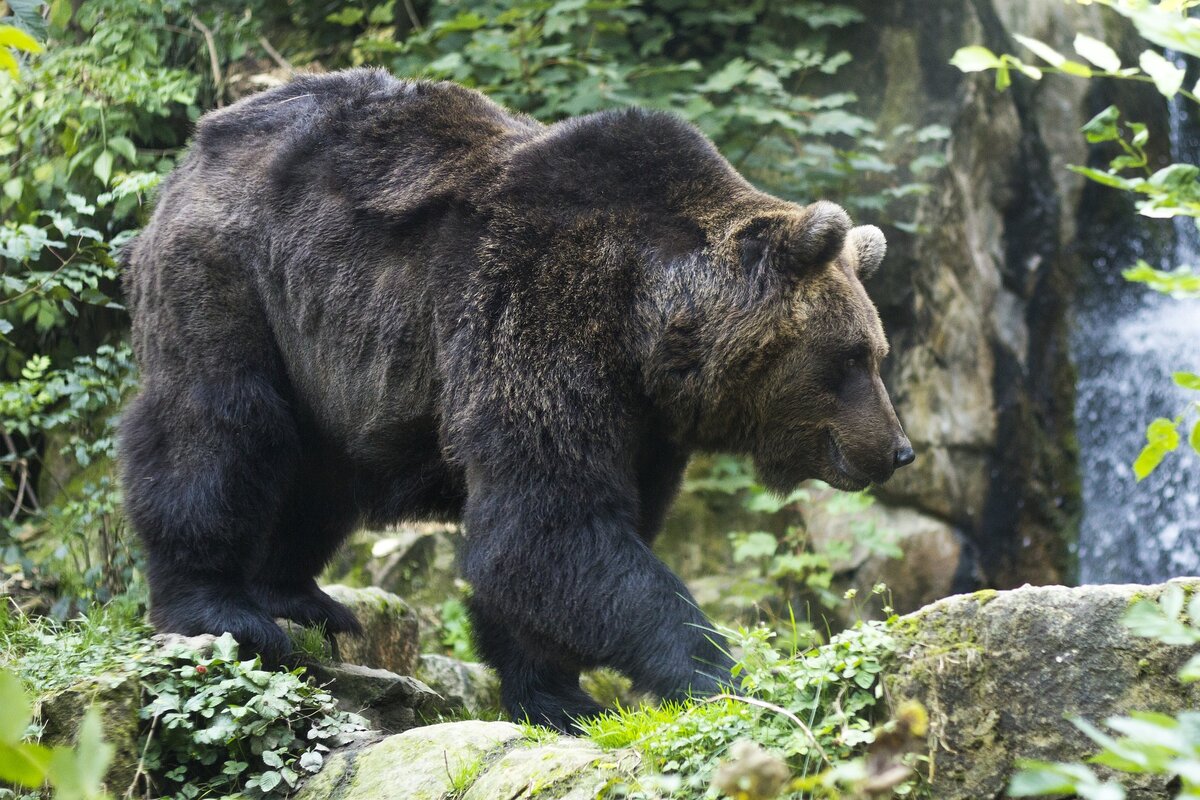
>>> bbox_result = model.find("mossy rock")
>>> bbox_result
[294,721,638,800]
[294,720,524,800]
[887,580,1200,799]
[415,654,502,717]
[323,584,420,675]
[37,673,143,795]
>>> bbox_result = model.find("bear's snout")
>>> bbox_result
[894,440,915,468]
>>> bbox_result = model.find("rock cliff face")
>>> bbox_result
[828,0,1122,589]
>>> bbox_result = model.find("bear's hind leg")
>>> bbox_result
[121,376,299,662]
[468,597,603,733]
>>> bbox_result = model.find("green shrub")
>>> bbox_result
[0,606,365,800]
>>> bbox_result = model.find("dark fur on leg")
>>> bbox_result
[468,597,603,733]
[120,377,300,663]
[461,468,734,728]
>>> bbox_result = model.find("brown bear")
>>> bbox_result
[119,68,913,733]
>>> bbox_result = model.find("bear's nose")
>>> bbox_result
[894,443,915,468]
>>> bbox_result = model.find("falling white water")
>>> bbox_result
[1074,54,1200,583]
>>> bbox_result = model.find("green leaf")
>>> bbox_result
[1068,165,1134,190]
[1081,105,1121,143]
[1180,653,1200,683]
[1013,34,1066,67]
[1074,34,1122,72]
[0,25,43,54]
[92,150,113,186]
[107,135,137,163]
[1191,420,1200,456]
[0,741,52,787]
[730,531,779,562]
[1139,49,1185,97]
[0,47,18,79]
[212,632,239,661]
[950,46,1002,73]
[1133,418,1180,480]
[1174,372,1200,391]
[258,770,282,792]
[48,0,73,30]
[1009,760,1103,796]
[368,2,395,24]
[0,671,31,744]
[325,7,365,25]
[69,709,114,798]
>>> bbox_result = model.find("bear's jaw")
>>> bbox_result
[826,432,872,491]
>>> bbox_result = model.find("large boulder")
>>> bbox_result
[887,580,1200,799]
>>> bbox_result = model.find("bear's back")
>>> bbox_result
[184,69,541,213]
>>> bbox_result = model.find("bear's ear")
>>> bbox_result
[793,201,852,271]
[848,224,887,279]
[738,201,851,282]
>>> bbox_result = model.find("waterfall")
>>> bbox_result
[1074,54,1200,584]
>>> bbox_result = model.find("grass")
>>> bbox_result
[0,594,151,696]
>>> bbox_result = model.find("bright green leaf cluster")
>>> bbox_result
[1131,374,1200,481]
[0,23,42,78]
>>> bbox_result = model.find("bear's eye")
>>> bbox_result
[844,357,858,370]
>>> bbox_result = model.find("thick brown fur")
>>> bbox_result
[120,68,913,733]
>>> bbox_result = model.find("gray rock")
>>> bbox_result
[415,653,502,717]
[151,632,218,657]
[307,661,441,733]
[293,720,525,800]
[323,584,420,674]
[886,580,1200,799]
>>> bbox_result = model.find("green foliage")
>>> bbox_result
[952,0,1200,480]
[438,596,478,661]
[0,669,112,800]
[0,0,263,611]
[582,620,899,798]
[1008,584,1200,799]
[0,21,42,78]
[330,0,946,221]
[0,604,366,800]
[141,633,366,800]
[686,456,901,638]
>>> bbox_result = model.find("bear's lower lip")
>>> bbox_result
[827,433,871,488]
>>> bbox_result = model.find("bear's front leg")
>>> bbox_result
[461,467,734,731]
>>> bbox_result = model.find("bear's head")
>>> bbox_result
[645,199,914,493]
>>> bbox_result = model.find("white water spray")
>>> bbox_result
[1074,55,1200,583]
